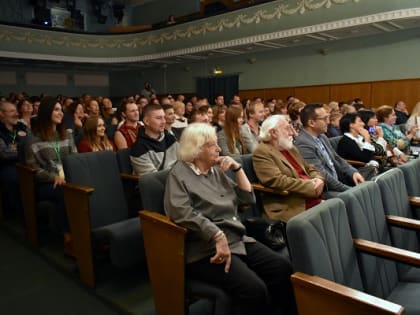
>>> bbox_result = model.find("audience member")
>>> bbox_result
[295,104,364,196]
[163,104,184,140]
[172,101,188,128]
[140,81,156,102]
[86,99,100,117]
[130,104,178,176]
[25,97,77,252]
[114,102,141,150]
[377,105,416,153]
[164,122,296,315]
[77,116,115,152]
[189,106,210,124]
[0,101,29,217]
[253,115,324,222]
[406,101,420,140]
[288,101,305,136]
[394,100,409,125]
[217,107,251,155]
[326,111,342,137]
[17,99,33,129]
[337,113,377,165]
[242,101,265,147]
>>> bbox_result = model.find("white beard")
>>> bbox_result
[277,136,294,150]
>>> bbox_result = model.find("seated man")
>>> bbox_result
[253,115,324,222]
[114,101,141,150]
[130,104,178,176]
[0,101,29,217]
[295,103,364,197]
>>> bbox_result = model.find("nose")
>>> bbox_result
[216,144,221,152]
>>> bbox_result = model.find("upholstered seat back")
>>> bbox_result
[338,182,399,298]
[138,169,170,214]
[399,158,420,197]
[63,151,129,229]
[375,168,420,254]
[287,198,364,291]
[116,148,132,174]
[328,136,342,152]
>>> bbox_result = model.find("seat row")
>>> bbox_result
[287,158,420,315]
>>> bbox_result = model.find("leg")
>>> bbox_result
[243,241,297,315]
[187,254,270,315]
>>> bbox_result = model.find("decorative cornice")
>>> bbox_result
[0,0,358,50]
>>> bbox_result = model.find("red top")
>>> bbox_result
[77,140,116,153]
[280,150,322,209]
[118,122,140,148]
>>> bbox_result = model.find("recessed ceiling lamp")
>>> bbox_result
[213,67,223,75]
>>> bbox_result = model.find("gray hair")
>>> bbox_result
[178,123,217,162]
[259,115,289,142]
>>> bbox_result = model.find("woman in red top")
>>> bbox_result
[77,116,115,152]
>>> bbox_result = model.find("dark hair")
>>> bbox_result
[358,110,376,127]
[35,96,66,141]
[162,104,173,111]
[300,103,324,127]
[339,113,359,133]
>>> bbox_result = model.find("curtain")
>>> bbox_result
[196,75,239,105]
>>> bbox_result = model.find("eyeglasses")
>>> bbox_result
[314,116,330,122]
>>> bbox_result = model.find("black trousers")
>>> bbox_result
[187,241,297,315]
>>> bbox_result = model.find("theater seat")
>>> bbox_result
[62,150,144,287]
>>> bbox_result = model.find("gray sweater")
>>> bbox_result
[164,161,256,263]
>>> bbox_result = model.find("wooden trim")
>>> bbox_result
[409,196,420,207]
[386,214,420,231]
[353,238,420,267]
[291,272,404,315]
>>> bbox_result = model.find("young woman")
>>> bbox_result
[25,97,77,253]
[77,116,115,153]
[217,107,247,156]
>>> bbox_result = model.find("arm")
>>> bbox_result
[240,124,258,153]
[130,153,158,176]
[114,130,128,150]
[253,146,319,197]
[296,139,350,192]
[337,136,375,163]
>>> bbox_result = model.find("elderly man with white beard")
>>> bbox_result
[252,115,324,222]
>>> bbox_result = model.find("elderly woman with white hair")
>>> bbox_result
[253,115,324,222]
[164,123,296,315]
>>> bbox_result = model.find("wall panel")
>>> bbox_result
[294,85,330,104]
[330,83,372,106]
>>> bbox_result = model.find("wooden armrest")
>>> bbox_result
[353,238,420,267]
[291,272,403,315]
[120,172,139,182]
[252,183,289,196]
[409,196,420,207]
[346,159,367,167]
[16,163,37,173]
[139,210,187,315]
[139,210,187,235]
[386,214,420,231]
[62,182,94,195]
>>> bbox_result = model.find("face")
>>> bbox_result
[233,95,241,104]
[274,120,294,150]
[138,98,148,108]
[51,103,64,125]
[385,110,397,125]
[125,103,139,122]
[236,111,244,125]
[250,104,265,123]
[185,102,193,113]
[75,104,85,119]
[88,100,100,116]
[102,98,113,114]
[96,118,106,137]
[33,101,40,115]
[350,117,365,132]
[0,102,19,126]
[196,136,221,166]
[20,100,33,115]
[367,115,378,127]
[215,96,224,106]
[144,109,166,135]
[311,108,330,135]
[164,108,175,125]
[195,113,209,124]
[207,107,214,122]
[174,104,185,116]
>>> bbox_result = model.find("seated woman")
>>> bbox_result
[25,97,78,252]
[77,116,115,153]
[337,113,377,165]
[406,101,420,142]
[376,105,417,154]
[217,107,253,156]
[164,123,296,315]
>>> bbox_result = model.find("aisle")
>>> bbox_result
[0,228,121,315]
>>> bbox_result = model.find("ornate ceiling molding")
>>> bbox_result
[0,0,359,50]
[1,7,420,64]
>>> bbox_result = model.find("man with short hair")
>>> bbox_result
[86,99,100,117]
[114,102,141,149]
[172,101,188,128]
[0,101,29,217]
[162,104,184,140]
[253,115,324,222]
[394,100,409,125]
[240,101,265,151]
[214,94,225,107]
[295,103,364,196]
[130,104,178,176]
